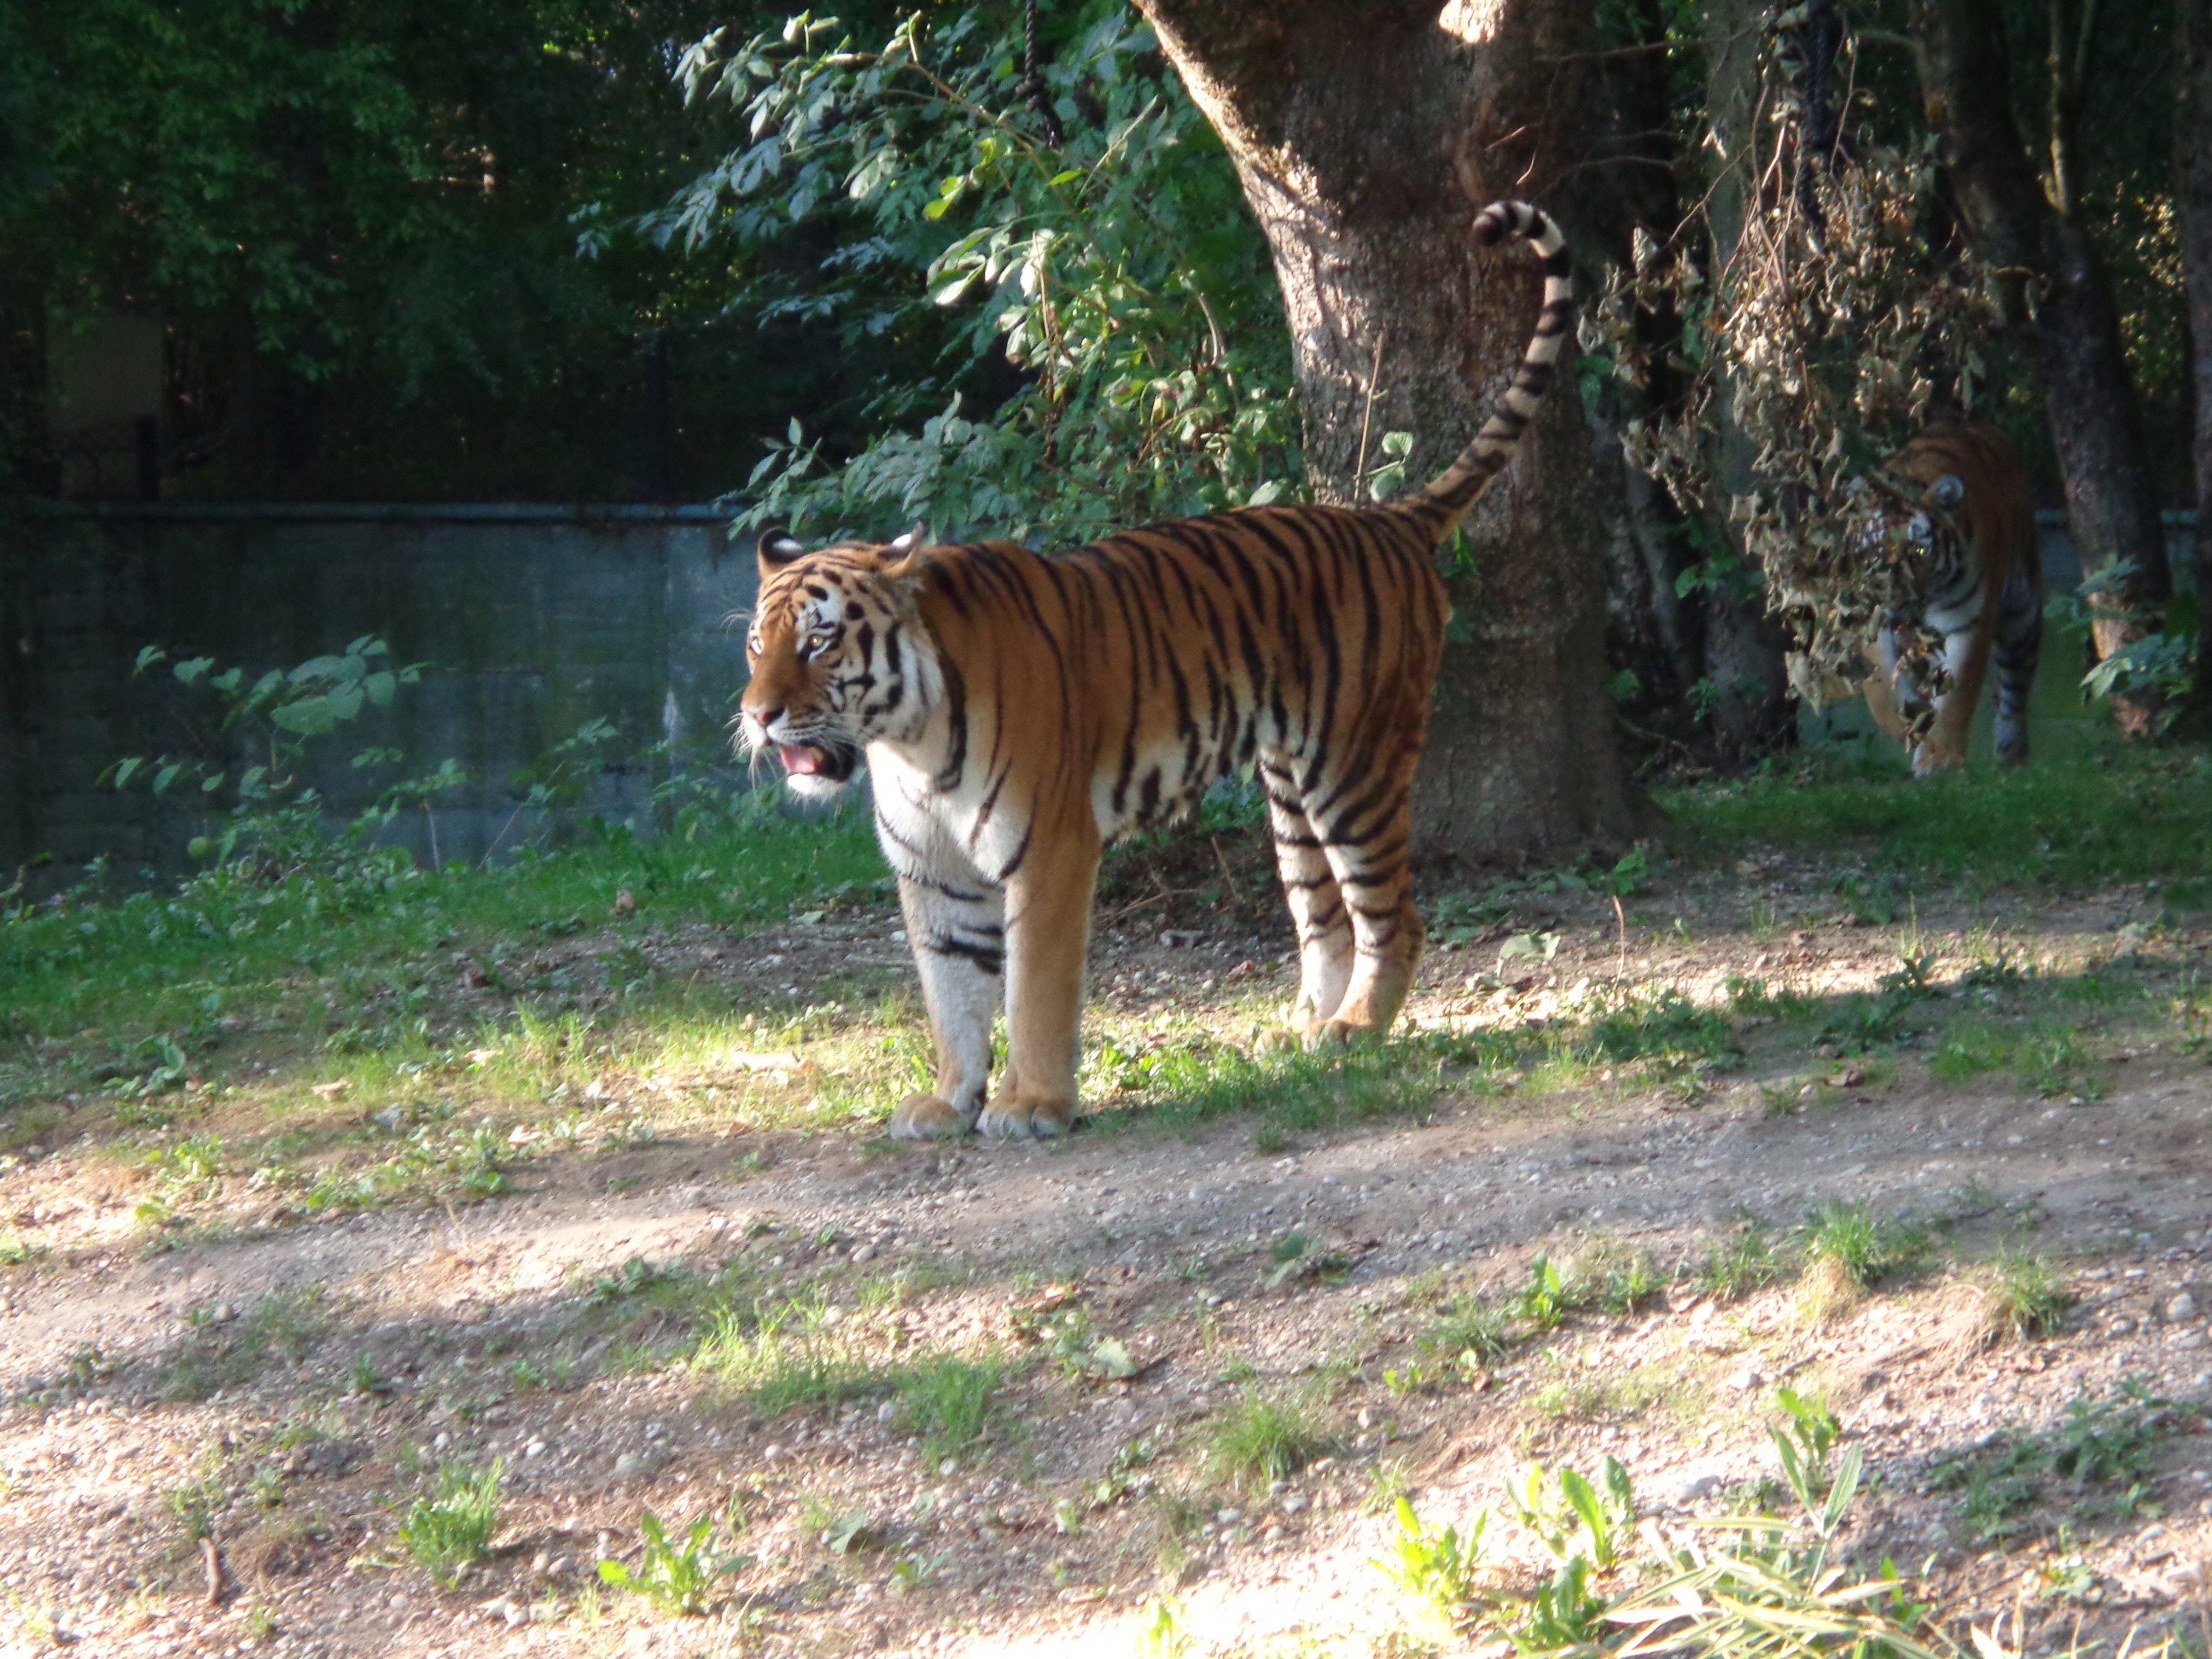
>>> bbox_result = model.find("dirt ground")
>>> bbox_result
[3,850,2210,1658]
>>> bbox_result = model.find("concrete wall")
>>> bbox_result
[2,504,759,890]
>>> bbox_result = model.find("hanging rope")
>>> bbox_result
[1015,0,1064,146]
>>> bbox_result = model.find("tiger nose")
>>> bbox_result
[747,704,783,732]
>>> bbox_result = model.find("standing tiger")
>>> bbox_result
[1858,422,2041,771]
[737,199,1574,1141]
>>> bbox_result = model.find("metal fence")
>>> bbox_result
[2,503,760,893]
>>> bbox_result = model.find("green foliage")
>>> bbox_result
[1698,1223,1784,1300]
[1771,1388,1844,1503]
[1136,1596,1194,1659]
[597,1509,750,1616]
[1375,1497,1486,1633]
[107,639,470,887]
[1509,1255,1574,1331]
[397,1460,504,1587]
[1801,1199,1926,1289]
[1572,986,1742,1071]
[894,1353,1003,1460]
[1503,1458,1634,1571]
[1207,1388,1330,1489]
[1930,1378,2192,1540]
[1984,1251,2075,1341]
[4,0,752,498]
[1419,1293,1515,1371]
[656,6,1296,544]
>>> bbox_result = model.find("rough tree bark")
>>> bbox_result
[1912,0,2173,737]
[1129,0,1640,864]
[2179,0,2212,726]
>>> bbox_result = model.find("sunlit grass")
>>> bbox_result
[1663,744,2212,891]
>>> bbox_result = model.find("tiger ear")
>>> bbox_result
[1928,474,1966,512]
[757,527,807,573]
[881,524,929,579]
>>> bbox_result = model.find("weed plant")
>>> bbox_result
[895,1354,1003,1460]
[398,1459,504,1587]
[1374,1400,1959,1658]
[1208,1388,1330,1489]
[1698,1224,1785,1300]
[1800,1199,1926,1289]
[1983,1251,2075,1341]
[1930,1377,2191,1540]
[597,1510,749,1615]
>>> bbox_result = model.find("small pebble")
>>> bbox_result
[613,1452,646,1479]
[2166,1292,2198,1322]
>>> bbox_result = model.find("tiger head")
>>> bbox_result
[736,527,938,800]
[1884,451,1970,550]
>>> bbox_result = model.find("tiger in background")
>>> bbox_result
[1858,421,2041,772]
[736,199,1575,1141]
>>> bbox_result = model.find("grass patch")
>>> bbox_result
[1982,1251,2075,1342]
[1800,1199,1926,1290]
[1663,747,2212,886]
[895,1353,1004,1461]
[156,1286,334,1401]
[1927,1022,2012,1083]
[690,1298,876,1412]
[1090,1036,1443,1138]
[0,795,882,1120]
[1208,1387,1332,1489]
[1419,1294,1515,1370]
[398,1459,504,1587]
[1930,1377,2195,1540]
[1697,1225,1784,1301]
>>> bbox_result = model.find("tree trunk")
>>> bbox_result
[2179,0,2212,725]
[1693,0,1796,762]
[1131,0,1640,864]
[1912,0,2173,737]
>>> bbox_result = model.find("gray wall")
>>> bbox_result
[2,504,760,892]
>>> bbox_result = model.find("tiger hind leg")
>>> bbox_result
[1262,763,1354,1044]
[1308,792,1423,1046]
[1993,572,2041,765]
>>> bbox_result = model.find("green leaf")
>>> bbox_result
[364,671,397,707]
[112,757,143,789]
[1088,1337,1138,1378]
[271,696,336,736]
[173,657,213,686]
[132,646,167,677]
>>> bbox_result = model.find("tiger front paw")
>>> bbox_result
[1311,1016,1387,1049]
[976,1094,1075,1141]
[888,1092,975,1140]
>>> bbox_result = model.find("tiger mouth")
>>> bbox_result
[774,739,859,783]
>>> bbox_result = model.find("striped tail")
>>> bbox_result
[1407,200,1575,536]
